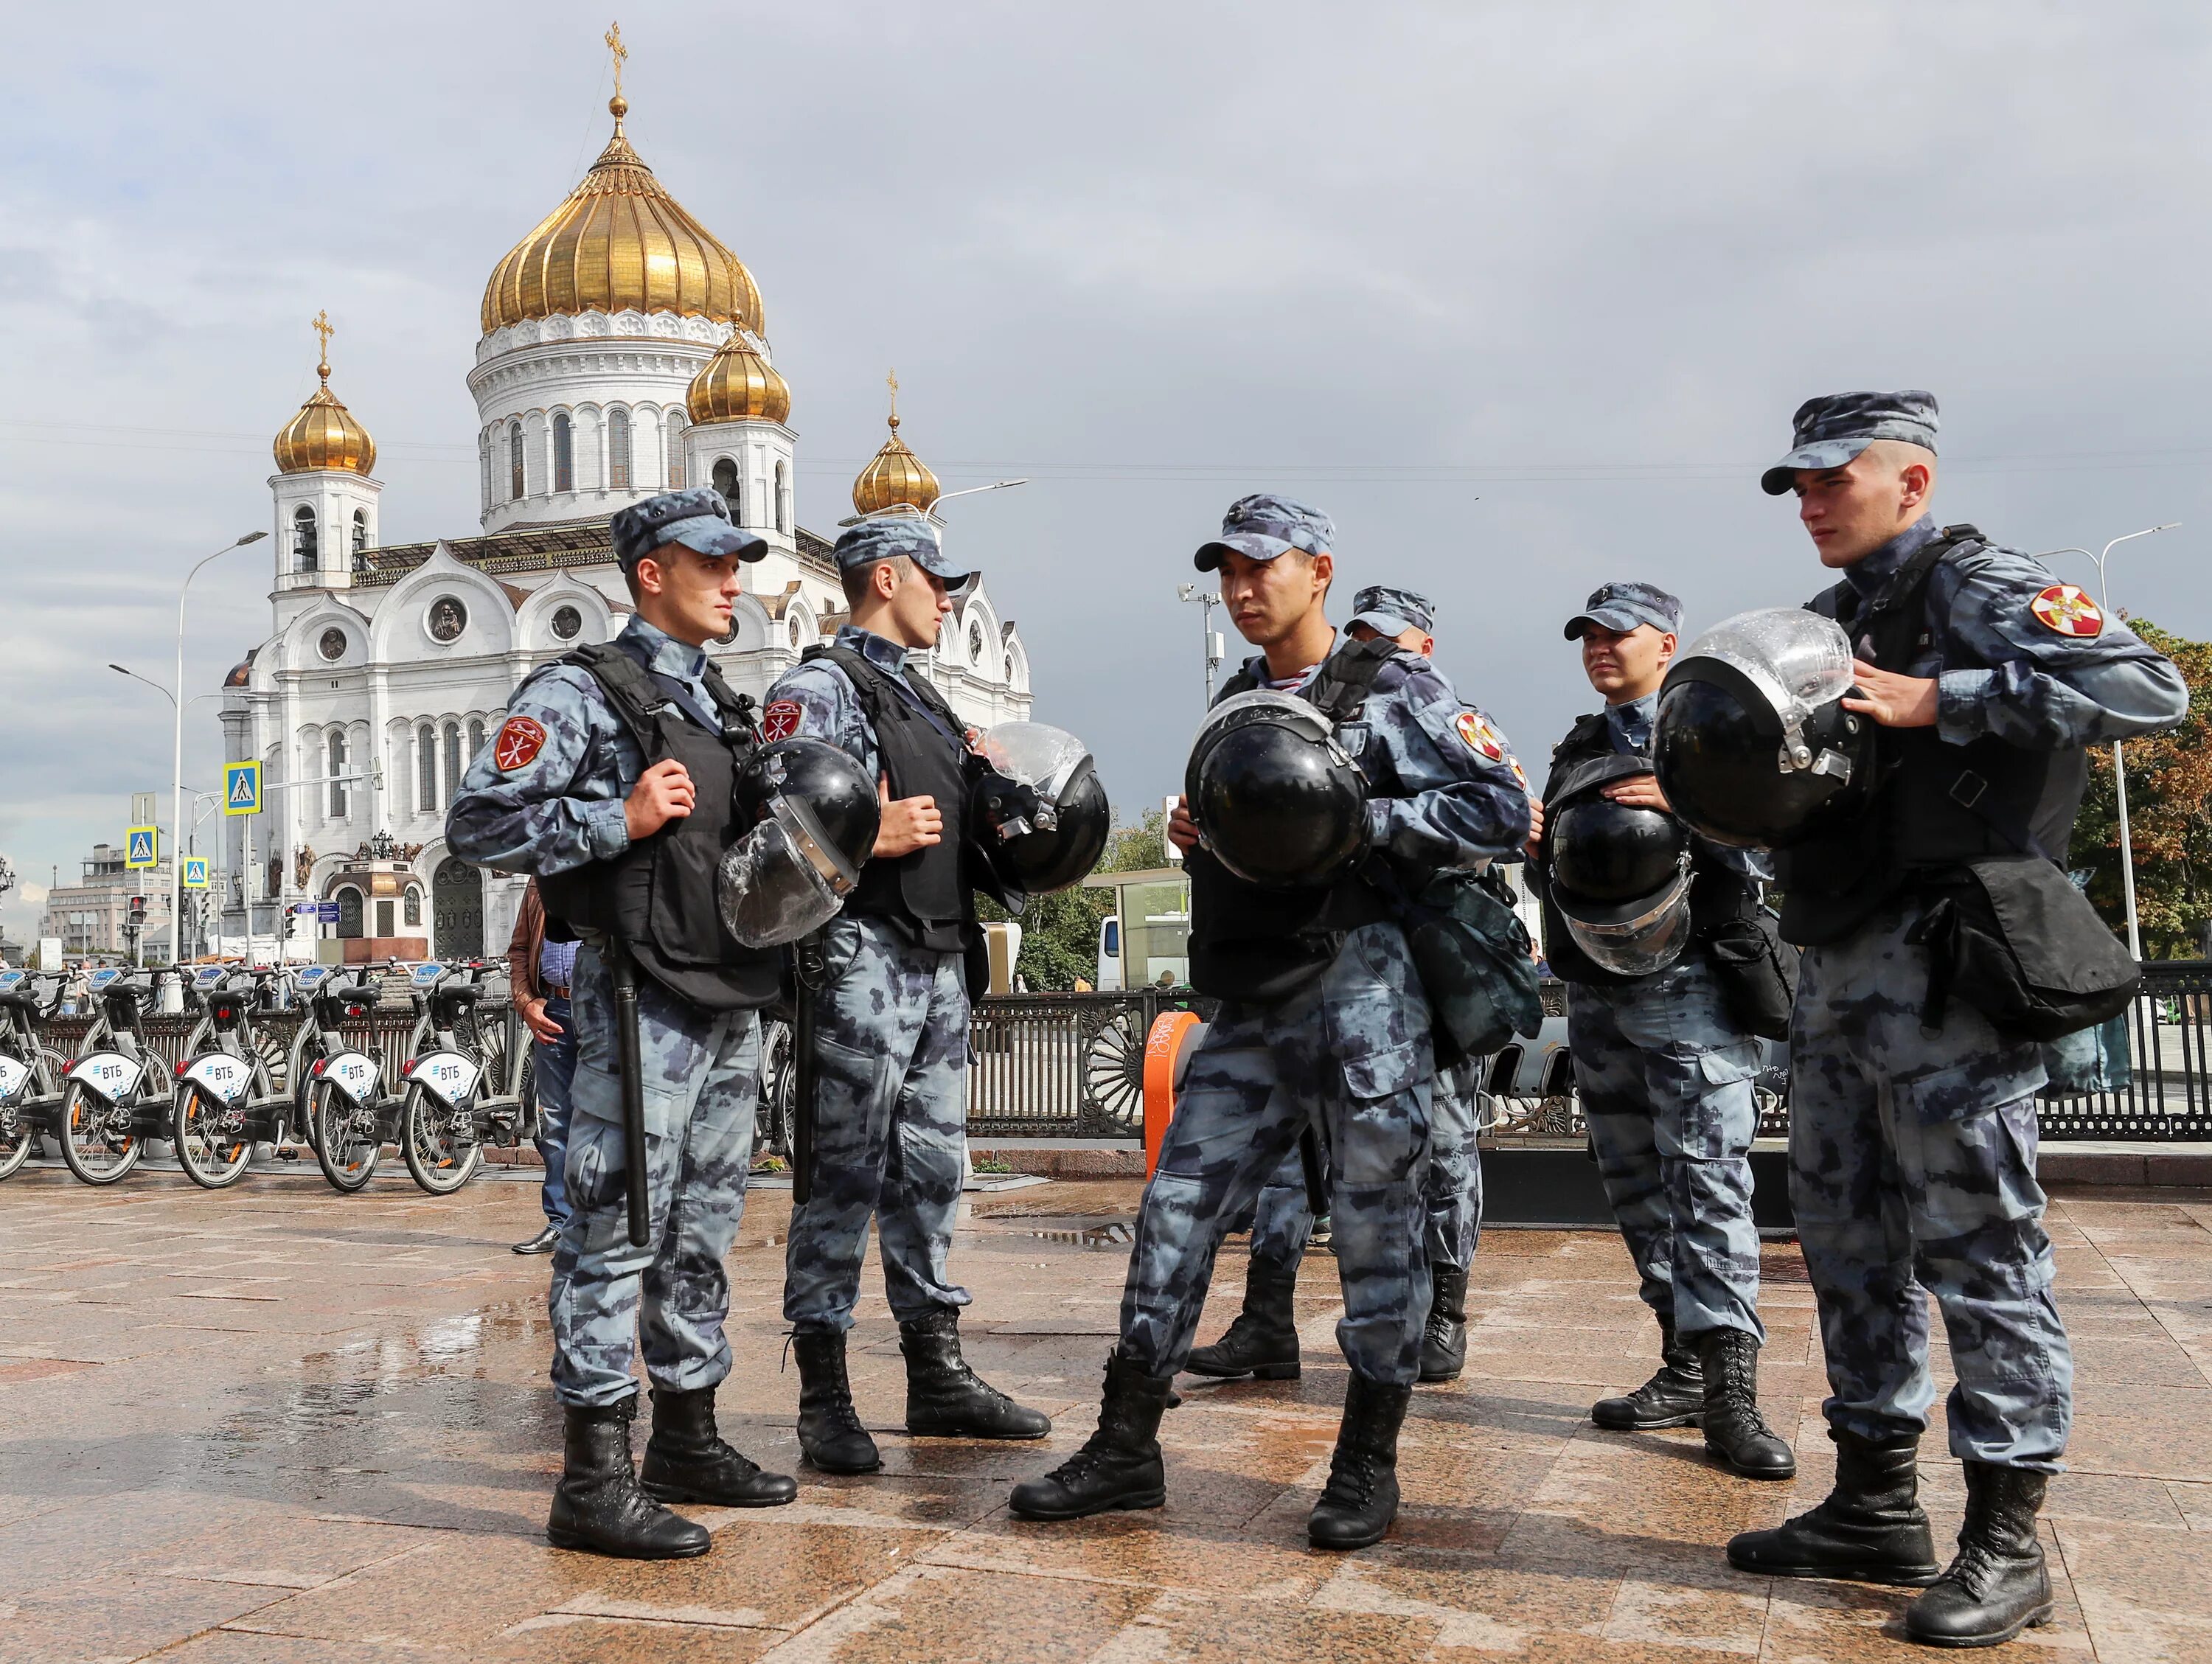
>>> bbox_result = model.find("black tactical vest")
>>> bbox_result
[806,642,973,953]
[1775,527,2089,947]
[1531,710,1756,986]
[538,642,780,1011]
[1186,638,1403,1004]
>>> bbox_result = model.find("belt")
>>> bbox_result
[543,985,571,1000]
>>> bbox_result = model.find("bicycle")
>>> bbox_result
[0,969,69,1183]
[306,964,400,1194]
[169,964,324,1188]
[398,961,526,1195]
[57,967,176,1185]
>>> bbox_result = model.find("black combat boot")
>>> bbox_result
[1309,1371,1413,1550]
[1727,1429,1941,1584]
[1007,1350,1173,1519]
[1185,1256,1301,1380]
[639,1385,799,1508]
[1904,1463,2053,1649]
[1419,1263,1470,1383]
[792,1329,882,1475]
[1591,1318,1705,1430]
[1697,1329,1796,1480]
[900,1308,1052,1440]
[546,1396,712,1559]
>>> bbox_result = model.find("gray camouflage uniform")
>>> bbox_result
[1124,640,1531,1388]
[1784,512,2187,1469]
[447,613,761,1408]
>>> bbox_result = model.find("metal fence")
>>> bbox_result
[2036,960,2212,1139]
[967,990,1213,1141]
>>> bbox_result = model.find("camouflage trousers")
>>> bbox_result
[783,916,972,1332]
[1568,957,1765,1343]
[1792,899,2072,1471]
[550,945,759,1408]
[1248,1056,1484,1273]
[1120,921,1435,1387]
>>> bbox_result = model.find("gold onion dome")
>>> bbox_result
[852,374,939,515]
[274,316,375,476]
[687,327,790,424]
[481,94,762,336]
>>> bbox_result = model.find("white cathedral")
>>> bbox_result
[220,79,1033,964]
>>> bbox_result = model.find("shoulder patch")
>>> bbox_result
[2028,583,2104,638]
[761,700,804,742]
[493,715,548,772]
[1454,709,1507,762]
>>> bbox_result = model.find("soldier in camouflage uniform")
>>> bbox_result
[1010,498,1530,1550]
[1189,586,1492,1388]
[760,510,1050,1475]
[1528,582,1792,1483]
[448,489,798,1560]
[1722,393,2188,1646]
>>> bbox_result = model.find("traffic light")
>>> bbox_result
[128,894,148,929]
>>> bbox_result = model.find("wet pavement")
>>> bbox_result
[2,1168,2211,1660]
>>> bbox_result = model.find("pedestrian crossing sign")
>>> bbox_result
[224,762,262,816]
[182,857,209,890]
[125,826,159,869]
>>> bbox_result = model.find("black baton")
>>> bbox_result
[608,941,651,1248]
[790,927,825,1208]
[1298,1123,1328,1218]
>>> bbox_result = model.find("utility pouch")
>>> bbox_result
[1698,907,1798,1041]
[1400,868,1544,1066]
[1907,855,2140,1042]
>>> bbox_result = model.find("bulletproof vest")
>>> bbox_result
[1186,638,1402,1004]
[806,642,973,953]
[1534,710,1756,986]
[538,642,780,1011]
[1776,526,2089,947]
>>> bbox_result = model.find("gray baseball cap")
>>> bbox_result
[611,488,768,571]
[1194,493,1335,571]
[1348,585,1436,638]
[832,507,975,587]
[1565,582,1682,640]
[1761,389,1940,495]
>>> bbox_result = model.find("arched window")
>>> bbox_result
[327,731,347,818]
[608,408,632,490]
[712,457,741,523]
[351,510,369,565]
[417,723,437,811]
[293,505,318,572]
[479,439,493,512]
[776,460,790,535]
[335,888,364,939]
[403,888,422,928]
[553,413,574,493]
[467,718,487,764]
[442,720,462,804]
[509,422,525,501]
[665,414,686,488]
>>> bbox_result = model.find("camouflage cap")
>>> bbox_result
[1347,585,1436,638]
[1760,389,1939,495]
[1565,581,1681,640]
[832,506,975,587]
[611,488,768,571]
[1194,493,1335,571]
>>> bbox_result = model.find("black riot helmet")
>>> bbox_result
[1543,753,1695,978]
[719,738,882,947]
[1653,608,1873,850]
[1185,689,1368,889]
[969,723,1112,901]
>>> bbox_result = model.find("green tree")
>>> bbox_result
[978,808,1175,991]
[2070,616,2212,958]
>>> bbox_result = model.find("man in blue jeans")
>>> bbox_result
[509,879,577,1254]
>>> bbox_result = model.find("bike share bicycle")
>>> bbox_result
[55,966,178,1185]
[0,969,69,1183]
[168,964,330,1188]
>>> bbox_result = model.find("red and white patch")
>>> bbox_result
[2029,584,2104,638]
[761,700,804,742]
[1454,709,1507,762]
[493,716,547,773]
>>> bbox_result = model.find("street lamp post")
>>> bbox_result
[167,532,265,968]
[2038,522,2180,960]
[1177,584,1225,706]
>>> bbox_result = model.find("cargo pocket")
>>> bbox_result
[810,1033,891,1166]
[567,1059,682,1141]
[1892,1070,2045,1242]
[1335,1037,1430,1187]
[1669,1046,1759,1161]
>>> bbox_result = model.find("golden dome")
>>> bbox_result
[274,315,376,476]
[481,97,762,337]
[852,372,939,515]
[686,327,790,425]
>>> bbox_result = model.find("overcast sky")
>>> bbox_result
[4,1,2210,936]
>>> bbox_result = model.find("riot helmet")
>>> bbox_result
[1653,608,1872,849]
[1184,689,1368,889]
[970,723,1112,900]
[717,738,882,947]
[1541,752,1694,978]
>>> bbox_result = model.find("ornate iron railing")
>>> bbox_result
[967,990,1214,1140]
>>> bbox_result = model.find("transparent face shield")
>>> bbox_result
[1562,867,1695,978]
[1675,608,1858,779]
[717,795,861,949]
[978,723,1093,837]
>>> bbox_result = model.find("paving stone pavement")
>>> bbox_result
[1,1166,2210,1661]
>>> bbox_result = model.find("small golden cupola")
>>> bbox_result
[851,370,940,515]
[274,312,377,476]
[686,327,790,425]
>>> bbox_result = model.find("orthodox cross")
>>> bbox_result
[312,310,334,380]
[887,367,900,429]
[605,21,627,101]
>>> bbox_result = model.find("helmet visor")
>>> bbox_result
[980,722,1093,801]
[717,809,849,949]
[1562,869,1694,978]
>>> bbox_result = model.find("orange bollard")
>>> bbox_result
[1141,1010,1203,1177]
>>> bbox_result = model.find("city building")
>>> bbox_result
[219,58,1033,964]
[38,844,171,962]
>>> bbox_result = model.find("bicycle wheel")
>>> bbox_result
[170,1083,253,1189]
[402,1084,481,1195]
[290,1037,328,1158]
[310,1077,381,1194]
[0,1099,30,1182]
[58,1080,144,1185]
